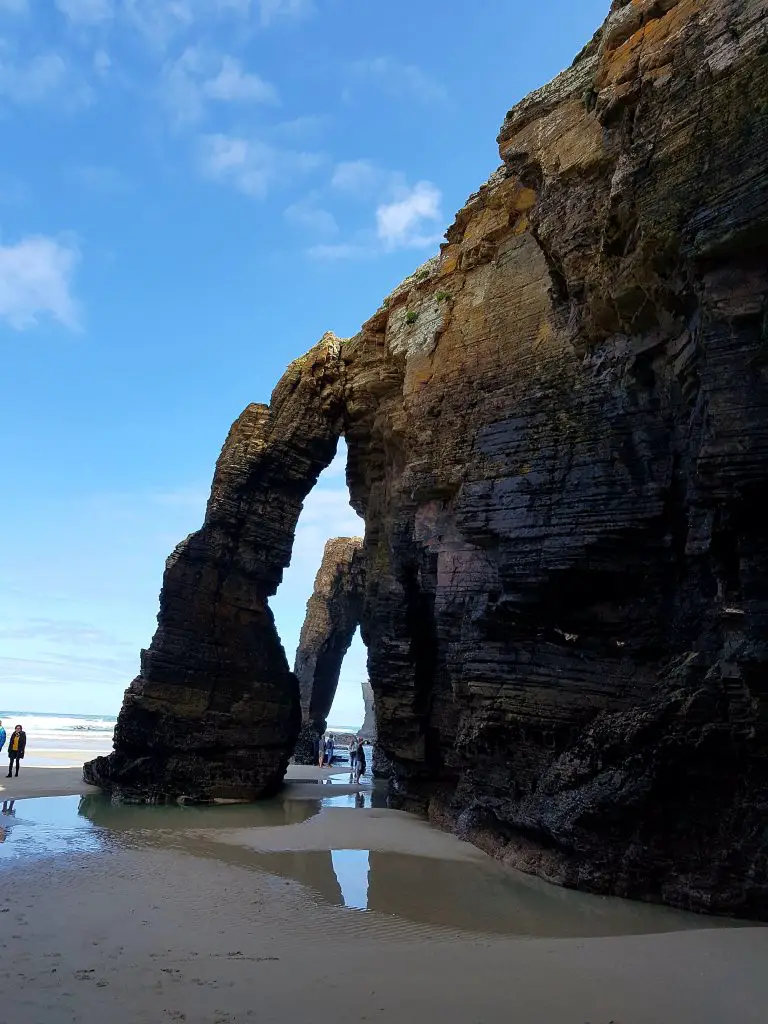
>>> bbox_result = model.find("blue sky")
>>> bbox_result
[0,0,608,725]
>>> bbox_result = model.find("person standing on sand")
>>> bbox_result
[0,721,5,756]
[7,725,26,779]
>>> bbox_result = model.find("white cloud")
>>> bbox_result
[163,47,276,124]
[199,132,322,198]
[258,0,313,27]
[56,0,114,25]
[203,55,276,102]
[311,173,443,260]
[0,235,81,330]
[351,56,445,103]
[284,197,337,236]
[376,180,442,249]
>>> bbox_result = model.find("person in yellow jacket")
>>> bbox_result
[7,725,26,779]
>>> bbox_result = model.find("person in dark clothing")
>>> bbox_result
[7,725,26,778]
[354,737,366,784]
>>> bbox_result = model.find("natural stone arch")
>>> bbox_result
[84,0,768,919]
[292,537,366,764]
[291,538,393,776]
[84,334,347,802]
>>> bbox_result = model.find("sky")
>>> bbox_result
[0,0,609,725]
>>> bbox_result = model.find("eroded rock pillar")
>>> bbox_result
[293,537,365,764]
[84,335,346,802]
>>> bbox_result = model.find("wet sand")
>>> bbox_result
[2,775,767,1023]
[0,763,344,801]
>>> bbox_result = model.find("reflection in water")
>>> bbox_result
[238,847,744,938]
[318,783,389,810]
[77,792,316,832]
[0,794,752,938]
[0,796,105,859]
[332,850,370,910]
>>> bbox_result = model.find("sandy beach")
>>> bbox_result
[1,769,767,1024]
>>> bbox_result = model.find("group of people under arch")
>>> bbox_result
[317,732,367,783]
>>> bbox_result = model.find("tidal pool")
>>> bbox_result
[0,793,753,938]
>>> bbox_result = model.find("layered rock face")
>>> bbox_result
[293,537,365,764]
[360,679,376,741]
[84,335,346,801]
[341,0,768,916]
[90,0,768,915]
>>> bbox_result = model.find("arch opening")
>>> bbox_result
[84,334,349,803]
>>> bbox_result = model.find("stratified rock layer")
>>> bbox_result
[343,0,767,917]
[293,537,365,764]
[90,0,768,915]
[360,679,376,741]
[84,335,346,801]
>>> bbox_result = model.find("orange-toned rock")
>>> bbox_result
[89,0,768,917]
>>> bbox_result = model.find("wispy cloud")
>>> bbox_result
[163,47,277,125]
[0,235,81,330]
[121,0,194,49]
[0,50,91,107]
[307,241,372,262]
[330,159,388,196]
[284,196,338,236]
[49,0,313,49]
[199,133,322,199]
[204,55,275,102]
[0,653,134,687]
[55,0,113,25]
[0,618,132,648]
[350,55,445,103]
[271,115,326,142]
[258,0,313,27]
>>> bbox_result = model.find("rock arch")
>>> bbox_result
[84,334,348,801]
[292,536,366,764]
[86,0,768,917]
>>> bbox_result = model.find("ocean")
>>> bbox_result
[1,712,116,767]
[0,712,365,768]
